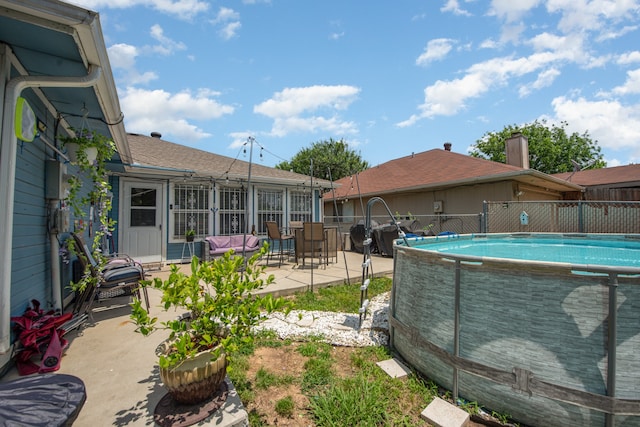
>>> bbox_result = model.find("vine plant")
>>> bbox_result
[59,129,117,292]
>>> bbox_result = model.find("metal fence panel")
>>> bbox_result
[485,201,640,234]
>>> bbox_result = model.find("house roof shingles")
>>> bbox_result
[553,164,640,187]
[125,133,329,186]
[326,149,583,200]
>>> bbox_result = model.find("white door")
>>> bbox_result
[121,181,163,263]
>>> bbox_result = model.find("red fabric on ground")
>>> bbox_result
[11,300,72,375]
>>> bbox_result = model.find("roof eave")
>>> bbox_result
[4,0,129,161]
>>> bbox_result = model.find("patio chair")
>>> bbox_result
[265,221,294,267]
[301,222,326,267]
[70,233,149,321]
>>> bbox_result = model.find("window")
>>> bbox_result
[257,189,284,234]
[173,183,210,239]
[219,186,247,235]
[290,191,311,224]
[130,187,157,227]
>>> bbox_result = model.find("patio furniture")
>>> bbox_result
[265,221,294,266]
[289,221,303,234]
[201,234,261,261]
[299,222,327,267]
[70,233,148,321]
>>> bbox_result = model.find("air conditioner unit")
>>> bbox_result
[433,201,443,213]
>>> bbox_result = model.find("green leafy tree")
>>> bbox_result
[470,119,606,174]
[276,138,369,181]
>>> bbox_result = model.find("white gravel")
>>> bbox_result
[257,292,390,347]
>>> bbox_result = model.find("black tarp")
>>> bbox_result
[0,373,86,426]
[349,220,379,253]
[372,224,398,257]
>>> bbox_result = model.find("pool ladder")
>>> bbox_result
[358,197,409,328]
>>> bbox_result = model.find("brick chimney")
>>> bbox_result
[444,142,452,151]
[505,133,529,169]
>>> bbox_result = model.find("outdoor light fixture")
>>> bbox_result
[14,97,37,142]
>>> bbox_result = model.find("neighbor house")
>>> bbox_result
[324,137,584,230]
[553,163,640,201]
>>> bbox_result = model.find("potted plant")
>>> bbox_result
[185,228,195,242]
[61,129,103,164]
[60,129,117,293]
[130,246,292,404]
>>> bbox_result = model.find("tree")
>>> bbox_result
[469,119,606,174]
[276,138,369,181]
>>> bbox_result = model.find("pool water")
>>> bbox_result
[413,236,640,268]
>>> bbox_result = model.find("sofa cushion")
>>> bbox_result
[206,236,230,251]
[245,235,260,248]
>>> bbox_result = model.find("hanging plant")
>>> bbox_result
[59,129,117,292]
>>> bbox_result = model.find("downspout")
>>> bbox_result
[0,64,102,354]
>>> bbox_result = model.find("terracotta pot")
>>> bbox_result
[157,342,227,405]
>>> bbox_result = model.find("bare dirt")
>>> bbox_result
[244,343,489,427]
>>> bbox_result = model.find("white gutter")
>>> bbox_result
[0,64,102,354]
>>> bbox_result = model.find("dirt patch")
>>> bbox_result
[244,343,488,426]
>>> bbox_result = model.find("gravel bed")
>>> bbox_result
[257,292,390,347]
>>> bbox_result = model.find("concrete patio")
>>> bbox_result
[1,250,393,426]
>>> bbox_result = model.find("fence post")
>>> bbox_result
[482,201,488,233]
[578,200,584,233]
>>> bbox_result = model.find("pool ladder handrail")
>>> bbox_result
[359,197,410,328]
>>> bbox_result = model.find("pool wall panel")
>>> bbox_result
[391,236,640,427]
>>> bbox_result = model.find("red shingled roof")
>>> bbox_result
[326,149,582,199]
[553,164,640,187]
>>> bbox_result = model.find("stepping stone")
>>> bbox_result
[376,358,411,378]
[421,397,469,427]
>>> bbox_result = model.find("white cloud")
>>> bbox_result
[149,24,186,55]
[70,0,209,20]
[612,69,640,96]
[416,38,456,66]
[212,7,241,39]
[597,24,638,41]
[441,0,472,16]
[107,43,158,85]
[253,85,360,137]
[479,38,499,49]
[489,0,542,22]
[120,87,234,141]
[108,43,139,70]
[519,67,561,97]
[546,0,640,34]
[551,96,640,155]
[399,54,558,126]
[618,51,640,65]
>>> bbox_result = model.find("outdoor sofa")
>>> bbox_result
[201,234,261,261]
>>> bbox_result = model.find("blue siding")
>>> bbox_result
[109,175,120,253]
[12,118,50,315]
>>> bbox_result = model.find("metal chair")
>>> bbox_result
[265,221,294,266]
[71,233,148,321]
[302,222,326,267]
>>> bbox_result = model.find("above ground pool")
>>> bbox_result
[390,233,640,427]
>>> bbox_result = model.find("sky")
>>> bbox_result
[68,0,640,170]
